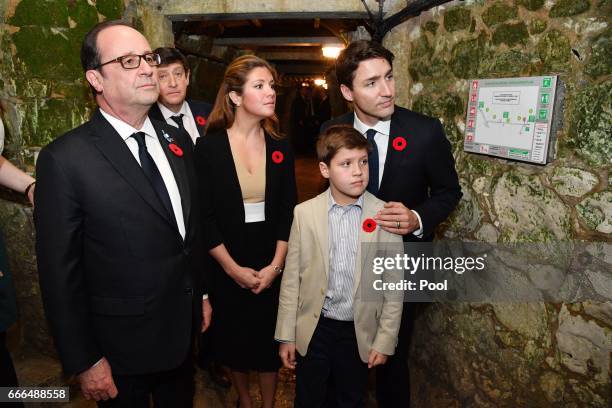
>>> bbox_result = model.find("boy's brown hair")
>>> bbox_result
[316,125,370,165]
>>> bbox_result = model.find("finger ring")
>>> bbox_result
[396,221,401,229]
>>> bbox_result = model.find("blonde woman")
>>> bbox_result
[194,55,296,408]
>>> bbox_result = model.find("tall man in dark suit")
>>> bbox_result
[148,47,212,145]
[34,20,211,407]
[321,40,462,407]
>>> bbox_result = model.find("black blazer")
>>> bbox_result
[34,109,205,376]
[194,129,297,258]
[148,98,212,141]
[322,106,462,241]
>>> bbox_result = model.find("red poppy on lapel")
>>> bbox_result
[392,136,407,151]
[362,218,377,233]
[169,143,183,157]
[271,150,284,164]
[195,115,206,126]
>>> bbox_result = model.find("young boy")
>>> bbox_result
[275,125,404,407]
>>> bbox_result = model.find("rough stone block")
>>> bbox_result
[443,7,471,32]
[482,2,518,27]
[551,167,599,197]
[492,303,548,339]
[536,29,571,71]
[8,0,69,27]
[493,172,571,242]
[492,22,529,46]
[568,81,612,166]
[576,191,612,234]
[516,0,545,11]
[96,0,124,19]
[529,18,547,34]
[585,28,612,78]
[550,0,591,18]
[556,304,611,384]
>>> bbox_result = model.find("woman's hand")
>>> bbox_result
[251,264,279,294]
[229,266,261,289]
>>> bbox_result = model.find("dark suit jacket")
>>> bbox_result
[148,99,212,141]
[322,106,462,241]
[193,129,297,257]
[34,109,205,376]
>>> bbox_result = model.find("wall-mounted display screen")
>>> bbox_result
[463,76,562,165]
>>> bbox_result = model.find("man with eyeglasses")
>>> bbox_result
[34,20,210,407]
[148,47,212,145]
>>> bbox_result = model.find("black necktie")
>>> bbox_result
[132,132,176,225]
[170,114,185,131]
[366,129,379,194]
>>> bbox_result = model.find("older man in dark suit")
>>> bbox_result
[321,40,462,407]
[148,47,212,145]
[34,20,210,407]
[147,46,229,389]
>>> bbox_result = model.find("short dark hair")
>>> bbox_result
[80,20,134,96]
[335,40,395,89]
[316,125,370,165]
[80,19,134,72]
[154,47,190,73]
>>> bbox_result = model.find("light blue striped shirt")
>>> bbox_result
[322,192,364,321]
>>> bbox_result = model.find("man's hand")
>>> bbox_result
[201,298,212,332]
[251,265,279,294]
[279,342,296,369]
[230,266,261,289]
[77,357,118,401]
[367,349,388,369]
[374,201,419,236]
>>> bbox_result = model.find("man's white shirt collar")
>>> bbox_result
[99,108,157,141]
[158,101,192,122]
[353,114,391,137]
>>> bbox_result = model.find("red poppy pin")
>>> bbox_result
[169,143,183,157]
[362,218,377,233]
[392,136,407,151]
[195,115,206,126]
[271,150,284,164]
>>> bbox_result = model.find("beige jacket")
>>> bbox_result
[275,190,404,363]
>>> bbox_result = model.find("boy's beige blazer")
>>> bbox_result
[275,190,404,363]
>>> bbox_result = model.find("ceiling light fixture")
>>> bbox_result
[322,45,343,59]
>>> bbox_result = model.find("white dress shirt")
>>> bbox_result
[99,109,186,240]
[158,101,200,144]
[353,115,423,237]
[323,192,364,321]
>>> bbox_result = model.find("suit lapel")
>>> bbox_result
[91,110,177,230]
[148,102,164,122]
[154,124,191,232]
[264,134,276,223]
[313,192,330,279]
[187,100,207,138]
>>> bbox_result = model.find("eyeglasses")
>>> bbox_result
[96,52,161,70]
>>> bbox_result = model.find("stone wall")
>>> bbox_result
[0,0,125,356]
[397,1,611,406]
[0,0,609,406]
